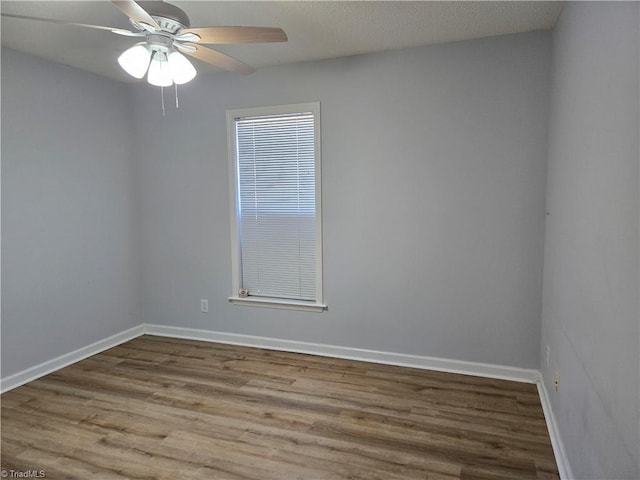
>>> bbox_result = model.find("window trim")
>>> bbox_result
[226,102,325,312]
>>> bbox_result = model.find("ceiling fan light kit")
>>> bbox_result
[117,2,204,86]
[119,42,197,86]
[167,51,197,85]
[117,43,151,79]
[147,51,173,87]
[2,0,288,88]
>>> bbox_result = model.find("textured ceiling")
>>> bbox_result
[1,1,563,83]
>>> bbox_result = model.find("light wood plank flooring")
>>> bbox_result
[1,335,559,479]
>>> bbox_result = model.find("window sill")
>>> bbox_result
[228,296,327,313]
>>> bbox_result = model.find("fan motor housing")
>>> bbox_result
[139,1,190,31]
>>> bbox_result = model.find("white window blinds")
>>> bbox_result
[233,109,318,302]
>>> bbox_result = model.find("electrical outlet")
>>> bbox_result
[554,372,560,392]
[200,299,208,313]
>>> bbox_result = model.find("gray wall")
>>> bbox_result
[132,31,551,368]
[3,7,639,477]
[1,48,140,377]
[541,2,639,478]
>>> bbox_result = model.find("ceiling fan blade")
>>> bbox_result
[0,13,142,36]
[111,0,160,31]
[179,26,287,44]
[181,43,255,75]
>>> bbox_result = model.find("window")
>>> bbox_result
[227,102,325,312]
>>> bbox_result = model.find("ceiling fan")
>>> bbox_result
[1,0,288,86]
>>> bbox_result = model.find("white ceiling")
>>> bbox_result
[1,1,563,83]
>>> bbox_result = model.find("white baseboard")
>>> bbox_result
[1,322,566,476]
[0,325,144,393]
[145,326,567,478]
[537,379,574,480]
[1,321,541,389]
[143,324,540,384]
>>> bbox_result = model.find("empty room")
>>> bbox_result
[1,1,638,479]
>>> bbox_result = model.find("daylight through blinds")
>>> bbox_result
[235,112,316,301]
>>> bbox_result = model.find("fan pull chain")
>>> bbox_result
[175,84,179,109]
[160,86,166,116]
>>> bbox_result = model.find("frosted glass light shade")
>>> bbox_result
[117,44,151,79]
[168,51,197,85]
[147,52,173,87]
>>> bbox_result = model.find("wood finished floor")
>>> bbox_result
[1,335,559,480]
